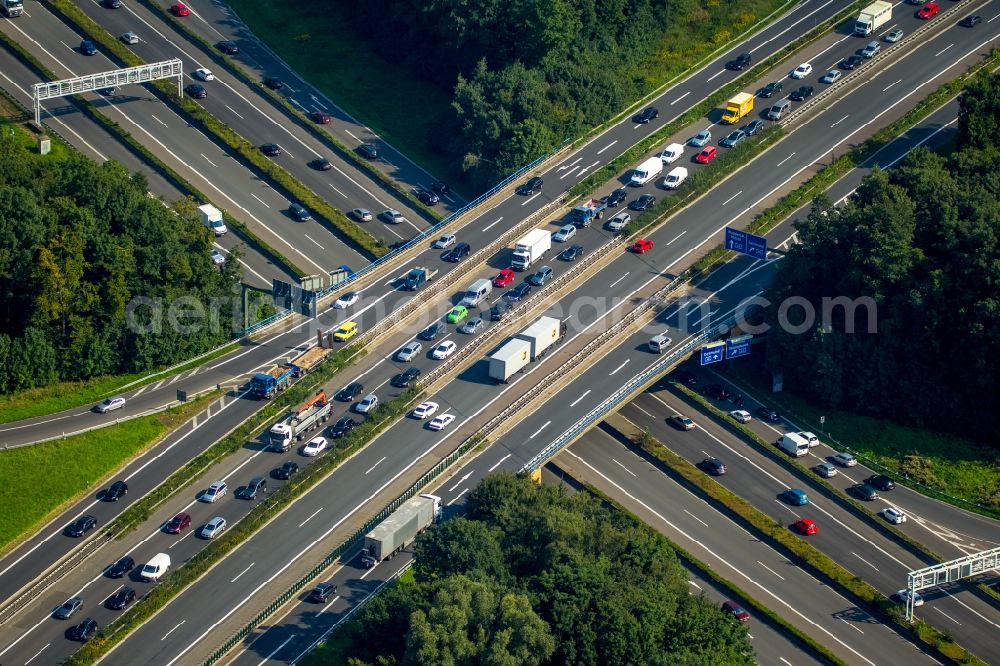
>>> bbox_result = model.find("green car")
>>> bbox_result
[447,305,469,324]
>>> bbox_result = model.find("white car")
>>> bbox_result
[821,70,841,84]
[432,234,456,249]
[606,211,630,231]
[193,68,215,81]
[412,401,439,419]
[210,249,225,265]
[729,409,752,424]
[333,291,359,309]
[798,431,820,447]
[379,209,404,224]
[96,396,126,413]
[832,452,857,467]
[395,341,422,362]
[893,589,924,606]
[201,481,227,503]
[458,318,484,335]
[200,517,226,539]
[881,507,907,524]
[428,414,456,431]
[120,31,139,45]
[552,224,576,242]
[790,63,813,79]
[355,394,378,414]
[302,436,328,456]
[350,208,373,222]
[432,340,457,360]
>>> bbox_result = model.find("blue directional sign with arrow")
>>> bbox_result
[700,342,726,365]
[726,334,752,359]
[725,227,768,260]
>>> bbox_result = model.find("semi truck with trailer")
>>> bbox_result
[197,204,228,236]
[516,316,566,361]
[568,198,608,228]
[251,364,295,399]
[855,1,891,36]
[402,266,438,291]
[721,93,754,124]
[360,494,441,568]
[290,330,336,378]
[487,338,532,383]
[269,390,332,451]
[511,229,551,271]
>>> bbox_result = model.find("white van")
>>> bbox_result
[460,278,493,308]
[776,433,810,457]
[141,552,171,581]
[659,143,684,164]
[629,156,663,187]
[648,333,673,353]
[663,167,688,190]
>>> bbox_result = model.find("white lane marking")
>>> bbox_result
[683,509,709,527]
[934,43,953,58]
[609,360,629,375]
[24,643,49,665]
[150,114,168,128]
[671,91,691,106]
[447,488,469,506]
[608,273,630,288]
[482,216,504,232]
[852,551,879,571]
[298,508,323,528]
[168,530,194,549]
[256,634,296,666]
[707,70,726,82]
[933,607,962,625]
[488,454,512,472]
[597,140,618,154]
[365,456,387,474]
[570,390,592,407]
[830,115,849,128]
[448,472,473,493]
[612,459,636,477]
[839,618,864,634]
[757,560,786,581]
[882,79,902,93]
[989,12,1000,22]
[201,153,218,168]
[560,165,580,180]
[302,234,325,250]
[559,157,582,170]
[633,404,656,420]
[329,183,348,198]
[666,231,688,245]
[721,190,743,206]
[224,104,245,120]
[776,152,795,167]
[161,621,186,641]
[529,421,551,439]
[231,563,255,583]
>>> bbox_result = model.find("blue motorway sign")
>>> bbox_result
[726,334,752,359]
[725,227,768,260]
[700,342,725,365]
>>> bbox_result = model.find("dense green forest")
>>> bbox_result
[763,73,1000,446]
[319,474,753,666]
[0,131,242,394]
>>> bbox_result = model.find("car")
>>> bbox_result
[391,367,421,388]
[720,130,745,148]
[517,176,544,195]
[55,597,84,619]
[528,266,554,286]
[821,70,841,84]
[695,147,718,164]
[674,370,696,385]
[412,402,439,419]
[867,474,895,491]
[104,480,128,501]
[263,77,284,90]
[759,81,783,98]
[260,143,282,156]
[689,129,712,147]
[349,207,372,222]
[702,458,727,476]
[357,143,378,159]
[605,188,627,207]
[729,409,752,423]
[185,84,207,99]
[490,299,512,321]
[103,0,121,7]
[881,506,907,524]
[629,194,656,211]
[274,461,298,480]
[631,239,654,254]
[333,292,359,310]
[396,340,423,362]
[96,396,126,413]
[606,211,631,231]
[419,321,446,341]
[415,189,440,205]
[459,317,485,335]
[916,2,939,18]
[960,14,982,26]
[443,242,471,262]
[493,268,515,288]
[379,209,404,224]
[561,244,584,261]
[721,600,750,621]
[66,515,98,537]
[701,384,731,400]
[840,55,864,70]
[107,587,136,610]
[193,68,215,81]
[861,41,880,58]
[667,415,696,431]
[328,416,356,439]
[69,617,99,641]
[216,40,240,54]
[831,452,857,467]
[814,462,838,478]
[202,480,228,502]
[790,63,812,79]
[336,382,364,402]
[432,233,456,249]
[892,589,924,606]
[290,203,311,221]
[506,283,532,302]
[309,582,337,603]
[236,476,267,499]
[756,407,780,422]
[120,31,139,45]
[97,87,117,97]
[552,224,576,242]
[430,181,450,195]
[80,40,98,55]
[429,414,456,431]
[210,249,225,266]
[310,158,333,171]
[432,340,457,360]
[635,106,659,123]
[793,518,818,535]
[165,512,191,534]
[106,556,134,578]
[789,85,814,101]
[885,29,904,43]
[797,431,819,447]
[447,305,469,323]
[310,111,332,124]
[726,53,752,71]
[742,119,764,136]
[849,483,879,501]
[170,3,190,16]
[782,488,810,506]
[355,394,379,414]
[200,517,227,539]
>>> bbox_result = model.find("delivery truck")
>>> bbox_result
[360,494,441,568]
[251,364,295,399]
[776,432,810,457]
[511,229,551,271]
[269,391,332,451]
[721,93,754,124]
[629,156,663,186]
[516,316,566,361]
[197,204,227,236]
[487,338,532,383]
[401,266,438,291]
[855,1,891,36]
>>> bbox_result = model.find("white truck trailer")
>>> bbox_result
[360,494,441,568]
[511,229,551,271]
[197,204,228,236]
[516,316,566,361]
[487,338,532,383]
[855,1,891,36]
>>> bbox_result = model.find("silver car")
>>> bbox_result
[96,396,126,413]
[688,129,712,147]
[379,209,404,224]
[606,211,631,231]
[832,452,857,467]
[821,70,841,84]
[458,318,484,335]
[200,517,226,539]
[395,341,422,362]
[884,29,903,43]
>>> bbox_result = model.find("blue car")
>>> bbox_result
[80,40,97,56]
[505,283,532,302]
[782,488,809,506]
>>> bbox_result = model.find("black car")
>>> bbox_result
[490,299,512,321]
[629,194,656,211]
[336,382,364,402]
[66,515,98,537]
[106,587,136,610]
[290,203,311,221]
[97,87,116,97]
[430,180,450,195]
[80,40,98,55]
[701,384,730,400]
[443,242,471,263]
[561,244,584,261]
[69,618,98,641]
[726,52,751,71]
[104,480,128,501]
[274,461,298,480]
[605,188,627,207]
[415,189,440,205]
[184,84,207,99]
[418,321,446,341]
[866,474,895,491]
[505,283,532,302]
[263,77,284,90]
[517,176,543,196]
[840,55,863,70]
[391,367,421,388]
[309,582,337,603]
[702,458,727,476]
[358,143,378,159]
[960,14,982,26]
[260,143,282,156]
[789,85,814,101]
[236,476,267,499]
[849,483,879,501]
[309,158,333,171]
[674,370,696,386]
[759,81,783,98]
[635,106,659,123]
[103,0,121,7]
[756,407,780,422]
[216,40,240,55]
[329,416,356,439]
[106,555,134,578]
[742,119,764,136]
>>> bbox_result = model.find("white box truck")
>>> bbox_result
[855,1,891,36]
[663,167,688,189]
[776,432,810,457]
[659,143,684,164]
[516,316,566,361]
[629,156,663,186]
[488,338,532,383]
[197,204,228,236]
[361,494,440,568]
[511,229,551,271]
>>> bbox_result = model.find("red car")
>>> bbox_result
[916,2,939,18]
[794,518,818,536]
[170,3,190,16]
[695,146,718,164]
[310,111,332,124]
[631,239,654,254]
[165,512,192,534]
[721,600,750,622]
[493,268,515,288]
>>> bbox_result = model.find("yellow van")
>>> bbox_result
[333,321,358,341]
